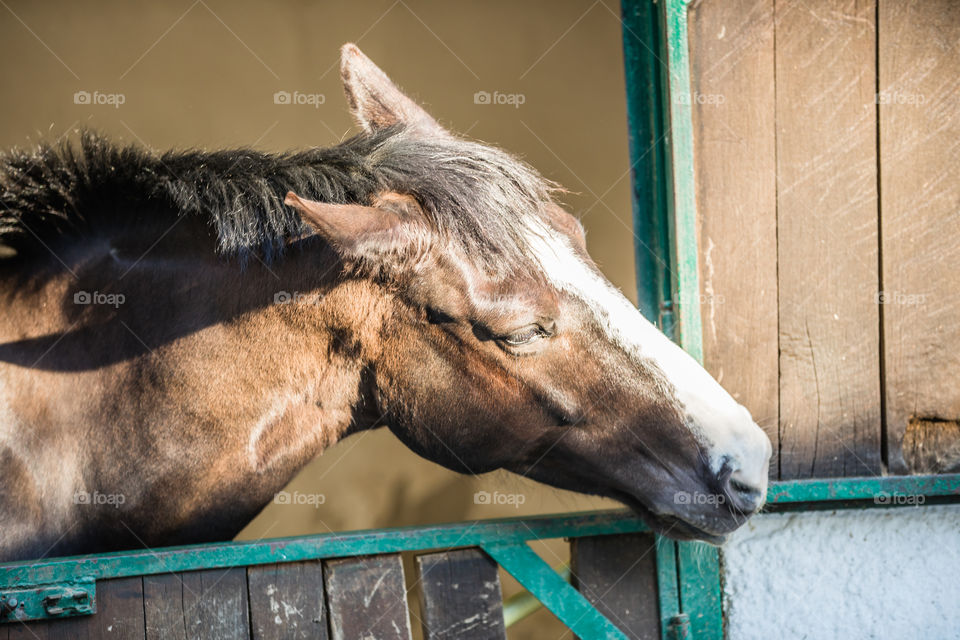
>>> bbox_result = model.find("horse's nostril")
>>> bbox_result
[725,475,764,513]
[729,478,753,494]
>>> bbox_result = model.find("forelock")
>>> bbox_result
[372,129,561,278]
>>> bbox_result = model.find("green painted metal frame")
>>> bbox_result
[623,0,960,637]
[621,0,701,358]
[0,510,640,636]
[483,543,626,639]
[622,0,715,636]
[2,476,957,631]
[621,0,674,337]
[0,510,646,586]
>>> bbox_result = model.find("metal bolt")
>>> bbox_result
[0,596,17,614]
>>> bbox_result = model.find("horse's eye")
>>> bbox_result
[426,307,454,324]
[503,325,547,346]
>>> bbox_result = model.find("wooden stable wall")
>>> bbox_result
[689,0,960,480]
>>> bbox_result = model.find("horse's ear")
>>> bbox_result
[284,191,422,260]
[340,43,449,137]
[544,203,587,253]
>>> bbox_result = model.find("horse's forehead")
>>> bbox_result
[521,222,614,311]
[522,221,692,387]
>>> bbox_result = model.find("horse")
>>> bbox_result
[0,44,771,562]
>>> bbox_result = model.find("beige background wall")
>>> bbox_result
[0,0,635,575]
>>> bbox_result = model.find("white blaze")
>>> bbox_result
[525,223,771,485]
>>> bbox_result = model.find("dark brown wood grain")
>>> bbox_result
[775,0,882,478]
[324,554,412,640]
[878,0,960,474]
[144,572,188,640]
[180,569,251,640]
[902,418,960,474]
[570,533,660,640]
[415,548,505,640]
[247,561,328,640]
[689,0,780,479]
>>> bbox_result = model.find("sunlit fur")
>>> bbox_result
[0,44,771,561]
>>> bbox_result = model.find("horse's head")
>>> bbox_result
[286,45,772,542]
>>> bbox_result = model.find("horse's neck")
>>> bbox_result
[0,242,391,558]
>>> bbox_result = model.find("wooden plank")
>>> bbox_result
[181,569,250,640]
[324,554,411,640]
[415,548,505,640]
[688,0,779,479]
[247,561,327,640]
[80,577,146,640]
[775,0,882,478]
[878,0,960,474]
[8,577,145,640]
[144,573,187,640]
[570,533,660,640]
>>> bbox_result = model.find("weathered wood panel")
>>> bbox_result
[180,569,251,640]
[324,554,412,640]
[878,0,960,474]
[415,548,505,640]
[570,533,660,640]
[7,577,145,640]
[144,573,188,640]
[689,0,779,479]
[902,418,960,474]
[775,0,882,478]
[247,561,328,640]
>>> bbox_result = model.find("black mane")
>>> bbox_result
[0,127,556,271]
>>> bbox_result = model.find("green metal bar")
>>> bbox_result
[646,0,719,633]
[654,535,680,640]
[0,510,646,588]
[482,542,627,640]
[621,0,673,333]
[676,542,722,640]
[502,564,570,628]
[660,0,702,362]
[766,473,960,506]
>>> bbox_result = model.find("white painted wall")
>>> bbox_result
[722,504,960,639]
